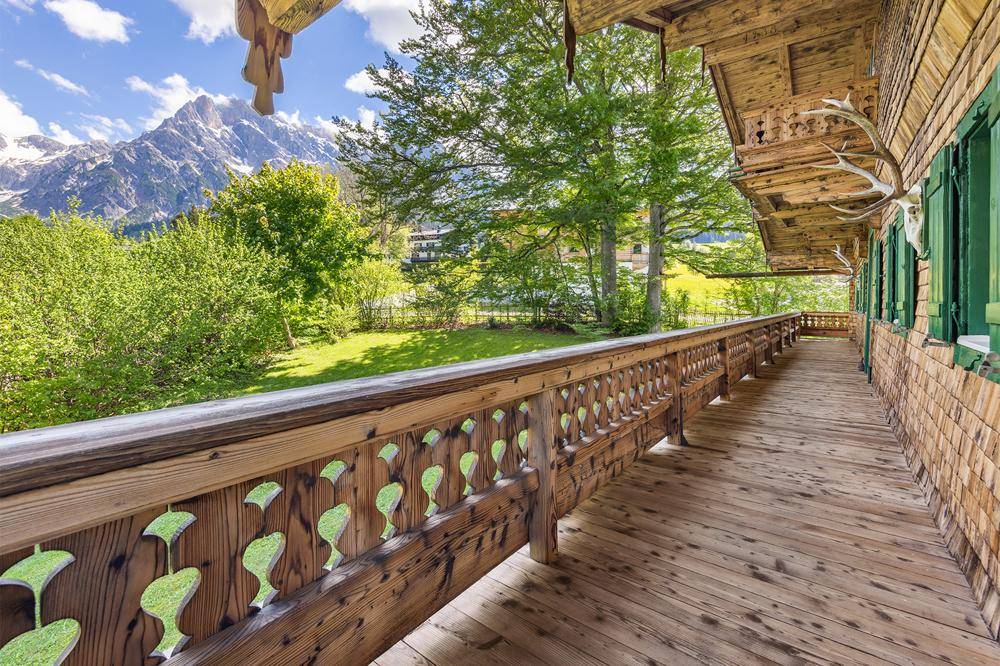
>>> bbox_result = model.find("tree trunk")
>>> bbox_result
[645,203,665,332]
[581,242,601,320]
[282,316,298,349]
[600,218,617,325]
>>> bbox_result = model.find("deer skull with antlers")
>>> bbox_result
[801,93,924,254]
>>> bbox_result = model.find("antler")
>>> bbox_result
[832,244,856,282]
[801,93,906,222]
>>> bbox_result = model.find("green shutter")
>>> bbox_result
[989,77,1000,352]
[926,144,954,340]
[886,226,897,320]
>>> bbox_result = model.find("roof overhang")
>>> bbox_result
[568,0,881,271]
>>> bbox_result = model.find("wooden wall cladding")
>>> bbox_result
[862,0,1000,640]
[868,323,1000,638]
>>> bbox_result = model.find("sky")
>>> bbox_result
[0,0,418,144]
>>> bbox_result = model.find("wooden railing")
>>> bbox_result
[0,313,801,665]
[800,311,852,338]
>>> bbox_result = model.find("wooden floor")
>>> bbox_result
[376,340,1000,665]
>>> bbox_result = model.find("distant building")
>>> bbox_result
[407,226,453,263]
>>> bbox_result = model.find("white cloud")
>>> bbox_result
[313,115,340,139]
[77,113,132,141]
[1,0,38,11]
[344,68,388,95]
[0,89,42,137]
[44,0,132,43]
[14,59,90,96]
[127,73,229,130]
[168,0,235,43]
[274,109,303,126]
[343,0,421,53]
[48,122,82,144]
[357,106,376,130]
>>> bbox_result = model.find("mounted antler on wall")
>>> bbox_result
[832,244,857,283]
[802,94,923,253]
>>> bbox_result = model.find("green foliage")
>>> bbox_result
[0,211,284,431]
[409,259,478,327]
[691,235,848,315]
[328,258,409,330]
[322,303,359,341]
[611,269,656,336]
[207,162,369,305]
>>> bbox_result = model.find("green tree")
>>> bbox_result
[207,162,368,347]
[335,0,744,328]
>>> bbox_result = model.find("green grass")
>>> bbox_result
[661,260,730,308]
[235,326,607,396]
[3,326,606,664]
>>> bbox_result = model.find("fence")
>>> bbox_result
[0,313,803,665]
[358,304,755,331]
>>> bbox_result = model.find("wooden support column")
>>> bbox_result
[719,337,732,400]
[527,389,557,563]
[751,330,760,378]
[666,351,685,445]
[777,323,784,354]
[765,325,774,364]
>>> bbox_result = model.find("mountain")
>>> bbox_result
[0,96,339,234]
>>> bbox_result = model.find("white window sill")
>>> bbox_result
[957,334,991,354]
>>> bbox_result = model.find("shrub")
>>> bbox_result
[322,303,359,341]
[0,212,284,432]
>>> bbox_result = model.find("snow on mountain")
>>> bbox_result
[0,96,340,234]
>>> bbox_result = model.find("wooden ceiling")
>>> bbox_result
[568,0,883,270]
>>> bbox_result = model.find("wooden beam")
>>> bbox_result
[701,0,878,65]
[779,44,794,96]
[659,0,845,50]
[706,269,845,278]
[527,390,558,563]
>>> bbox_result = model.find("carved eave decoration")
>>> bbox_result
[237,0,343,115]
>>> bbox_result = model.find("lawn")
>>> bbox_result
[0,325,607,665]
[236,326,608,395]
[661,259,730,308]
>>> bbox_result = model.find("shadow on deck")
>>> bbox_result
[379,340,1000,665]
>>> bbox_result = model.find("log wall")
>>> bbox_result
[861,0,1000,637]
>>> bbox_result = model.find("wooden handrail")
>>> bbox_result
[799,311,851,338]
[0,312,801,665]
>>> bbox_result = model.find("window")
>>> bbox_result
[955,73,998,353]
[893,210,916,329]
[928,66,1000,353]
[632,244,643,254]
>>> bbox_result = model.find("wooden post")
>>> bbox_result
[527,389,558,563]
[751,330,760,378]
[719,336,732,400]
[777,322,784,354]
[666,351,686,445]
[765,325,774,364]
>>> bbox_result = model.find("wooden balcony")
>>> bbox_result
[1,313,998,664]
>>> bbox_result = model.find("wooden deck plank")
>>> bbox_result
[379,340,1000,665]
